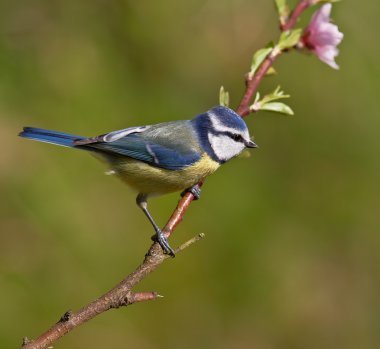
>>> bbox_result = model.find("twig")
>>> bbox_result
[237,0,312,116]
[173,233,206,254]
[236,50,279,117]
[21,233,205,349]
[281,0,312,32]
[21,1,311,348]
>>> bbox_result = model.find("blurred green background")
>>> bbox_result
[1,0,379,348]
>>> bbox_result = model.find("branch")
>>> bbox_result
[21,1,311,348]
[281,0,312,32]
[22,233,205,349]
[237,0,312,116]
[236,50,279,117]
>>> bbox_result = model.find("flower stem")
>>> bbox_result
[281,0,312,31]
[237,0,312,117]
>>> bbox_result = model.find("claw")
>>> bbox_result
[152,230,175,257]
[181,184,201,200]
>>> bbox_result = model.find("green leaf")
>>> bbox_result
[249,47,273,78]
[274,0,287,11]
[250,86,293,114]
[274,0,290,25]
[266,67,277,76]
[260,102,294,115]
[254,92,261,104]
[277,29,302,50]
[219,86,229,107]
[261,86,290,104]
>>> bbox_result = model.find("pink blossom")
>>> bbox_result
[302,3,343,69]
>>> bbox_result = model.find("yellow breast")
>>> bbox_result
[110,153,220,195]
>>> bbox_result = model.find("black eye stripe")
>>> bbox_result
[224,132,243,142]
[231,133,243,142]
[209,130,244,142]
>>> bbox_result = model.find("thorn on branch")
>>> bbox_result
[245,73,252,87]
[129,292,163,304]
[22,337,32,347]
[112,292,162,309]
[58,310,73,323]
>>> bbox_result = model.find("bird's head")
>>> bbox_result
[192,106,257,164]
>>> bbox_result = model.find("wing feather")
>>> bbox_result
[82,121,202,170]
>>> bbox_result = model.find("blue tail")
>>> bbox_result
[19,127,86,148]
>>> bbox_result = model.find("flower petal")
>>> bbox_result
[309,3,332,29]
[311,22,343,46]
[315,45,340,69]
[302,3,343,69]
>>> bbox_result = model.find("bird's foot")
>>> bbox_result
[152,230,175,257]
[181,184,201,200]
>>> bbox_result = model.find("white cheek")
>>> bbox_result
[208,134,245,162]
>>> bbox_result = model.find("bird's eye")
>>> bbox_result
[232,133,242,142]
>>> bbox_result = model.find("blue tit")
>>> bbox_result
[19,105,257,256]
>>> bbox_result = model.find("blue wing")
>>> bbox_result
[20,122,202,170]
[86,121,202,170]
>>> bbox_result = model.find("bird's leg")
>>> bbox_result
[136,194,175,257]
[181,183,201,200]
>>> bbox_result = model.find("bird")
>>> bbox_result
[19,105,257,256]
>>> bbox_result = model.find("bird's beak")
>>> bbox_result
[245,139,258,148]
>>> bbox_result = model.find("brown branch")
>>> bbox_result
[21,233,205,349]
[281,0,312,32]
[237,0,312,116]
[236,51,279,117]
[21,1,312,348]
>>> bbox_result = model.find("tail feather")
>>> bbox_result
[19,127,86,148]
